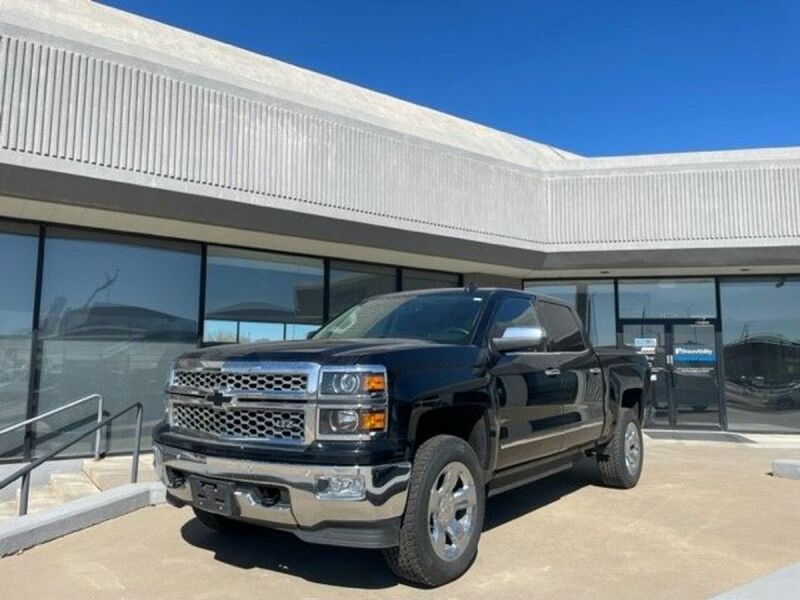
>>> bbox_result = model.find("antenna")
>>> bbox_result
[465,281,478,293]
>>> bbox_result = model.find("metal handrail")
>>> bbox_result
[0,403,143,517]
[0,394,105,461]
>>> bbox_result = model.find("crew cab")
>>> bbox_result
[154,288,650,586]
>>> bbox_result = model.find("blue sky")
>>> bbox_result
[100,1,800,157]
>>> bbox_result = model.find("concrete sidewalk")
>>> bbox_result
[0,439,798,599]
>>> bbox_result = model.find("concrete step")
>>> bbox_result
[82,455,156,491]
[0,489,61,520]
[0,472,100,521]
[0,455,155,522]
[49,473,100,502]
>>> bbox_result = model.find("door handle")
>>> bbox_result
[544,368,561,377]
[589,367,602,375]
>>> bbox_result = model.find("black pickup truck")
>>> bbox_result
[154,288,650,586]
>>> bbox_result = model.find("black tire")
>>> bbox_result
[192,507,245,533]
[596,407,643,489]
[383,435,485,587]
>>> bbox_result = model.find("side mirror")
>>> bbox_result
[306,329,320,340]
[492,326,546,352]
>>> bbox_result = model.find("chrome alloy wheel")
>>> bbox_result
[427,461,478,561]
[624,421,642,476]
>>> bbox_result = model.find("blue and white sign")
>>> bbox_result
[674,346,716,362]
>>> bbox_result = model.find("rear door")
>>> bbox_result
[537,300,605,450]
[489,296,564,469]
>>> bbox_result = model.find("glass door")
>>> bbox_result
[671,322,721,428]
[621,323,671,427]
[621,321,723,429]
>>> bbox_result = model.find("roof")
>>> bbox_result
[3,0,579,171]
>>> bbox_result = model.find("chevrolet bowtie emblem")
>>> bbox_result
[208,389,230,406]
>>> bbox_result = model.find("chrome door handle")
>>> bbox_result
[544,368,561,377]
[589,367,602,375]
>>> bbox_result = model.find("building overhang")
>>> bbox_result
[0,2,798,278]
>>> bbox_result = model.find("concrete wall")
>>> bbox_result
[0,2,799,277]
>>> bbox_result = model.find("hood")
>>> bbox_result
[178,338,482,370]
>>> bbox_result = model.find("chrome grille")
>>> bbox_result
[172,370,308,394]
[170,401,305,442]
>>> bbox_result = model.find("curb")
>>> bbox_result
[772,459,800,480]
[712,561,800,599]
[0,481,165,557]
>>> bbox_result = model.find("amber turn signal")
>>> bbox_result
[363,373,386,393]
[359,409,387,431]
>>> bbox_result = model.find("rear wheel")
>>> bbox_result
[383,435,485,587]
[596,407,643,489]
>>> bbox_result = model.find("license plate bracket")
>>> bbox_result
[189,476,238,517]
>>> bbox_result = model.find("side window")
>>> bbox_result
[490,297,545,350]
[537,301,586,352]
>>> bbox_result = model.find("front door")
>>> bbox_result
[489,296,565,469]
[621,320,723,429]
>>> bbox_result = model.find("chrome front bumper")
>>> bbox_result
[154,443,411,548]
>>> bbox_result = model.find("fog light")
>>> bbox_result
[316,475,366,500]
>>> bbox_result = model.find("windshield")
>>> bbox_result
[313,293,486,344]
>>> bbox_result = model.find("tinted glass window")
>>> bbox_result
[720,277,800,433]
[36,229,200,455]
[329,261,397,318]
[315,293,485,344]
[0,221,38,458]
[618,279,716,319]
[524,280,615,347]
[538,302,585,352]
[490,297,542,342]
[401,268,460,291]
[204,246,323,343]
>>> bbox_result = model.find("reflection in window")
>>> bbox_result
[36,229,201,455]
[285,323,319,340]
[618,279,716,319]
[329,261,397,319]
[401,268,460,291]
[523,280,616,347]
[537,302,586,352]
[317,293,485,344]
[238,322,284,343]
[490,297,541,341]
[0,222,39,458]
[204,247,323,344]
[720,277,800,433]
[203,320,237,344]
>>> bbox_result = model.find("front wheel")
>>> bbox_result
[383,435,485,587]
[596,407,643,489]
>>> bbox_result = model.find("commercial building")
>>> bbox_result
[1,0,799,462]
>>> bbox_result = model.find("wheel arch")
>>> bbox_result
[409,404,495,477]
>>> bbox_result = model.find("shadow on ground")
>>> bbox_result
[179,458,599,589]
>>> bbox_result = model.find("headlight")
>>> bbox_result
[318,408,387,437]
[317,366,388,440]
[319,367,387,396]
[327,408,360,433]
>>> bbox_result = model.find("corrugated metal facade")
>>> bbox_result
[547,165,800,248]
[0,30,798,254]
